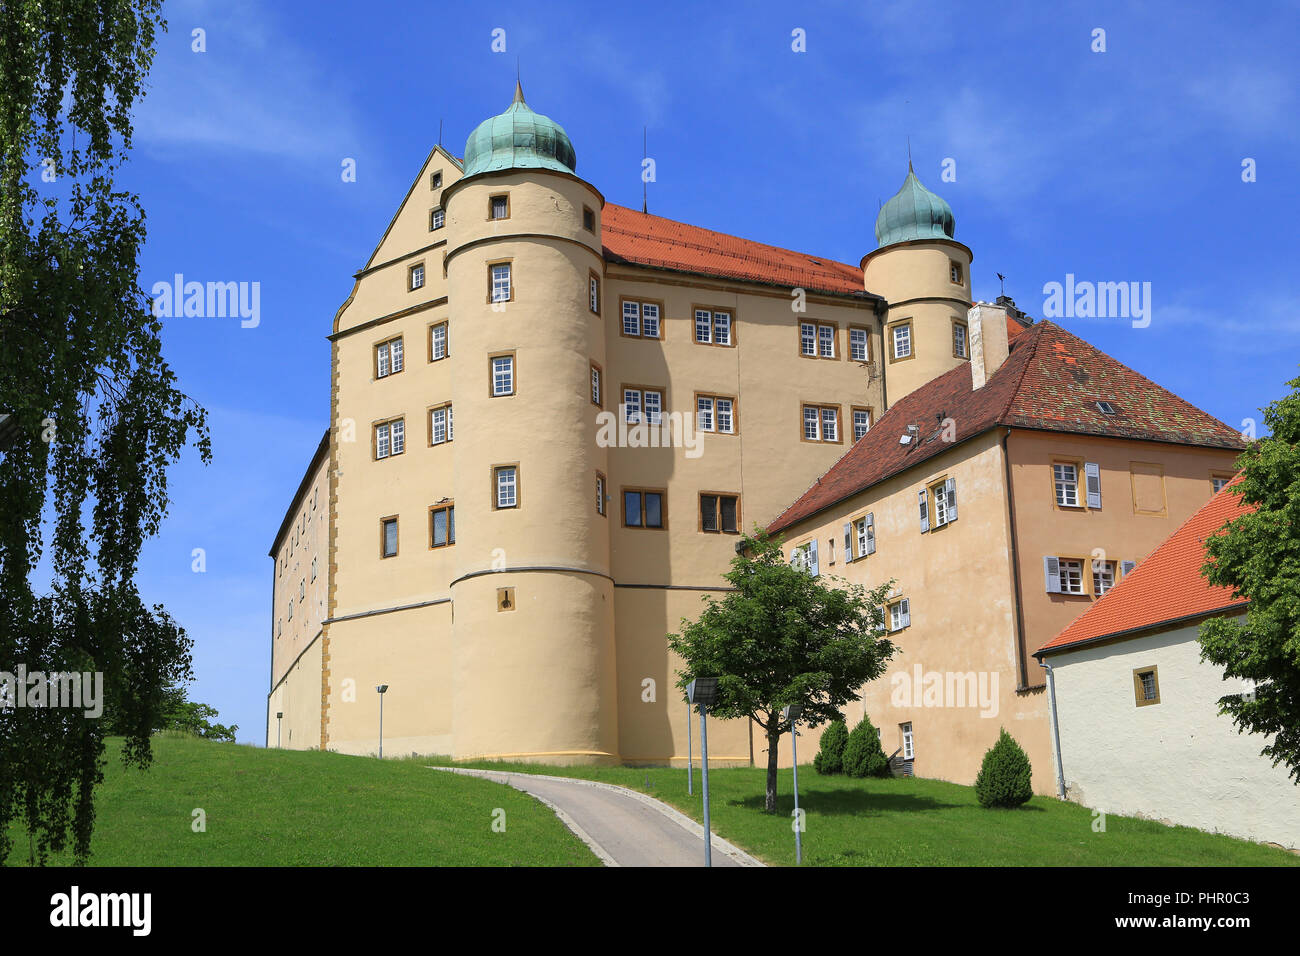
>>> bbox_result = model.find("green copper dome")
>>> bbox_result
[875,165,955,247]
[462,82,577,179]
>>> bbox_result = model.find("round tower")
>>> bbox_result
[861,165,973,407]
[443,83,617,764]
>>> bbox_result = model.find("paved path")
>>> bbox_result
[431,767,764,867]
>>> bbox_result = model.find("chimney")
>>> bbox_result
[969,301,1010,390]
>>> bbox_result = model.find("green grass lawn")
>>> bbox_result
[432,758,1300,867]
[7,735,598,866]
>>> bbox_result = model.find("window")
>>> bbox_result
[1211,472,1233,493]
[430,322,448,361]
[852,407,872,442]
[431,171,442,189]
[949,260,963,285]
[489,194,509,220]
[493,465,518,509]
[1097,401,1117,415]
[621,300,662,338]
[582,206,595,232]
[381,517,398,558]
[622,387,664,425]
[374,419,405,459]
[623,488,665,528]
[801,404,840,442]
[590,363,602,407]
[1043,556,1085,594]
[925,478,957,529]
[1133,666,1160,707]
[430,503,455,548]
[694,308,733,346]
[490,263,512,303]
[589,274,600,314]
[789,540,818,575]
[850,513,875,559]
[1053,462,1080,507]
[490,353,515,397]
[952,321,968,359]
[889,597,911,632]
[901,722,915,759]
[700,493,740,533]
[429,404,453,445]
[596,473,606,516]
[890,322,913,361]
[818,324,835,358]
[277,617,281,638]
[1092,559,1116,596]
[849,326,869,362]
[299,579,304,601]
[696,394,736,434]
[288,598,293,621]
[430,207,445,231]
[311,556,317,582]
[375,336,404,378]
[409,263,425,291]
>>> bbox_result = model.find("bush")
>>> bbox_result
[813,719,848,775]
[842,715,891,778]
[975,728,1034,808]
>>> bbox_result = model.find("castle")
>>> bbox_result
[267,84,1242,791]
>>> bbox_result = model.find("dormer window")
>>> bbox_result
[1096,401,1116,415]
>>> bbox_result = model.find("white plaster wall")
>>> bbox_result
[1050,620,1299,848]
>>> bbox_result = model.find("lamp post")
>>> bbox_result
[686,697,694,795]
[688,677,719,867]
[376,684,389,758]
[276,711,283,749]
[783,704,803,865]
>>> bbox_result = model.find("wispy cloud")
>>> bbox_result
[135,0,362,165]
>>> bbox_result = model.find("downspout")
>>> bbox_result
[874,298,889,411]
[1001,428,1030,690]
[1039,657,1067,799]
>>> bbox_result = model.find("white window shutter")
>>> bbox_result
[918,489,930,533]
[866,512,876,554]
[1044,556,1062,593]
[843,523,853,559]
[809,539,820,576]
[1121,559,1136,576]
[900,598,911,629]
[1085,462,1102,509]
[945,477,958,522]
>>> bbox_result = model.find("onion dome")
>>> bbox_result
[875,164,955,247]
[462,81,577,179]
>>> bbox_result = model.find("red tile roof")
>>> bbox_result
[601,203,872,298]
[1037,481,1250,655]
[767,320,1246,533]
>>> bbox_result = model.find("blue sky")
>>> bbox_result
[120,0,1300,742]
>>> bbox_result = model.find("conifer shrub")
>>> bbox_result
[813,718,848,775]
[974,728,1034,808]
[842,715,891,778]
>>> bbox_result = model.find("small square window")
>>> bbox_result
[583,207,595,232]
[490,195,509,220]
[700,493,739,533]
[624,488,664,528]
[1133,666,1160,706]
[431,171,442,189]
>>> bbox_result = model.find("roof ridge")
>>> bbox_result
[994,320,1049,423]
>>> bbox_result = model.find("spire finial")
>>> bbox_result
[513,59,524,105]
[907,135,913,172]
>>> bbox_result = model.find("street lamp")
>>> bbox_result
[276,711,283,749]
[376,684,389,758]
[688,677,719,867]
[686,695,694,795]
[783,704,804,865]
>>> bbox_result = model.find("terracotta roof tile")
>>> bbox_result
[1037,481,1249,655]
[768,320,1246,533]
[601,203,872,298]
